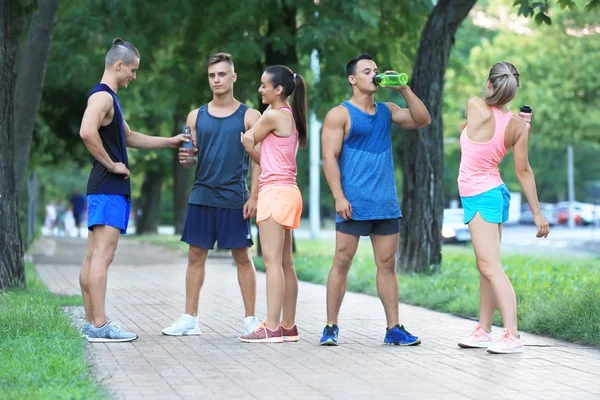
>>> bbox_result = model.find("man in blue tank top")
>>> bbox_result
[320,53,432,346]
[79,38,188,343]
[161,53,263,337]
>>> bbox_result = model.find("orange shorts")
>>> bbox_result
[257,186,303,229]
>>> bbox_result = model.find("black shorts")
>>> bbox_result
[335,218,400,237]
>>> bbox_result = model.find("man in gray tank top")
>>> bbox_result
[162,53,263,336]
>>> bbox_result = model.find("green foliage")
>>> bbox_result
[36,0,431,220]
[34,0,599,220]
[0,263,101,399]
[443,1,600,203]
[513,0,599,24]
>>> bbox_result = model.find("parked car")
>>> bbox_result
[519,202,558,226]
[442,209,471,244]
[555,201,596,225]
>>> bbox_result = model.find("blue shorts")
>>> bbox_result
[181,204,253,250]
[87,194,130,234]
[461,184,510,224]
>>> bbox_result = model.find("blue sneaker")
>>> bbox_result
[320,324,339,346]
[86,321,138,343]
[384,324,421,346]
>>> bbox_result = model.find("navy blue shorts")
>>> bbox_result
[181,204,253,250]
[336,218,400,237]
[87,194,130,234]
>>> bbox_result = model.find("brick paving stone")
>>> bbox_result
[34,237,600,400]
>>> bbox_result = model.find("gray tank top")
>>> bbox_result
[189,103,250,209]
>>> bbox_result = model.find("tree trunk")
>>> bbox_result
[259,2,298,113]
[172,113,193,234]
[135,170,162,234]
[14,0,60,190]
[172,150,193,235]
[0,0,25,291]
[264,4,298,68]
[398,0,477,273]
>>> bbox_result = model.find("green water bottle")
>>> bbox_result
[373,72,409,87]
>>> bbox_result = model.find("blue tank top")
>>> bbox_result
[337,101,401,222]
[86,83,130,197]
[189,103,250,209]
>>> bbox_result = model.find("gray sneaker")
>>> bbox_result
[80,322,91,338]
[86,321,138,343]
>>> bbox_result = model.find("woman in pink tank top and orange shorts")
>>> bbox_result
[239,65,307,343]
[456,62,550,354]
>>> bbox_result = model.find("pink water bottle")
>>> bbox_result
[519,105,532,132]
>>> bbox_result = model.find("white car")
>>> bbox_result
[555,201,597,225]
[442,209,471,244]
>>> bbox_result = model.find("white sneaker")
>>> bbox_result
[161,314,202,336]
[458,323,494,348]
[487,329,524,354]
[243,316,261,335]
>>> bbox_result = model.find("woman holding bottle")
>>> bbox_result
[457,61,549,354]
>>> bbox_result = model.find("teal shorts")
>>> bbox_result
[461,184,510,224]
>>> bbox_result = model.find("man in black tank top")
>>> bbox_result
[162,53,264,337]
[79,38,188,343]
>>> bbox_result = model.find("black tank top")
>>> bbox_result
[86,83,130,198]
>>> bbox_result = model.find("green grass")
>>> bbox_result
[129,234,188,254]
[0,263,104,400]
[137,234,600,348]
[131,234,230,256]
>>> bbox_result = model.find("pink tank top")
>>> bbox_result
[457,106,512,197]
[258,107,299,189]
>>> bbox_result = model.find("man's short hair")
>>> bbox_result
[105,37,140,67]
[346,53,374,76]
[208,52,234,70]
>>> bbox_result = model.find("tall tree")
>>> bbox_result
[172,111,194,234]
[14,0,60,190]
[0,0,24,291]
[398,0,599,272]
[398,0,478,273]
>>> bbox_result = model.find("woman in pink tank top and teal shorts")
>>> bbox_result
[239,65,307,343]
[457,62,550,354]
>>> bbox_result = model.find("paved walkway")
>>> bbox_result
[33,237,600,400]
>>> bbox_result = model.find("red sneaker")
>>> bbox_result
[238,322,283,343]
[281,324,299,342]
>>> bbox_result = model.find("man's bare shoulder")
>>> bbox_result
[186,108,199,127]
[187,108,200,119]
[87,91,113,109]
[324,105,349,125]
